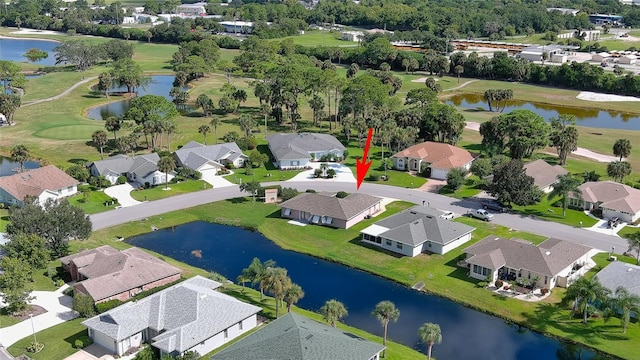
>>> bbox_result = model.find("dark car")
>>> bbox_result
[479,199,511,213]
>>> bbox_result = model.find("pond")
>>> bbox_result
[126,221,607,360]
[86,75,182,120]
[0,38,59,67]
[446,93,640,130]
[0,156,40,177]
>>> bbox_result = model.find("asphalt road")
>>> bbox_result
[90,181,628,253]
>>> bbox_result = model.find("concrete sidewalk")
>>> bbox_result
[0,285,78,348]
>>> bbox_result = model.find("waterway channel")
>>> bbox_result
[126,221,609,360]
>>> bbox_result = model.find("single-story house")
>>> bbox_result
[83,276,261,357]
[280,192,382,229]
[619,54,637,65]
[174,141,246,177]
[60,245,182,303]
[391,141,475,180]
[210,312,385,360]
[568,181,640,223]
[596,261,640,297]
[0,165,78,207]
[591,52,611,62]
[463,236,595,290]
[523,159,568,193]
[267,133,346,170]
[361,206,476,257]
[88,153,173,186]
[340,30,364,42]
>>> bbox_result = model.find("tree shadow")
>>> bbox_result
[226,197,248,204]
[63,327,89,348]
[67,158,88,165]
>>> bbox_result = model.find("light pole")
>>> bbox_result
[29,314,37,345]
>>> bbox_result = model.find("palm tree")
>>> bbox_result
[320,299,348,327]
[611,286,640,333]
[284,283,304,313]
[92,130,108,159]
[210,117,221,144]
[238,114,256,139]
[241,258,276,299]
[453,65,464,83]
[418,322,442,360]
[261,267,291,318]
[198,125,210,145]
[259,103,271,137]
[10,144,30,173]
[548,174,582,217]
[372,301,400,358]
[613,138,631,161]
[105,116,121,142]
[195,94,211,117]
[564,276,610,324]
[624,231,640,265]
[157,156,175,190]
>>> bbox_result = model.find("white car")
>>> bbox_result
[439,211,455,220]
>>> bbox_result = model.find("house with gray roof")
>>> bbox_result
[88,153,172,186]
[596,261,640,298]
[267,133,346,169]
[60,245,182,303]
[174,141,247,178]
[210,312,384,360]
[280,192,382,229]
[523,159,568,193]
[568,181,640,223]
[360,206,476,256]
[83,276,261,358]
[463,236,596,290]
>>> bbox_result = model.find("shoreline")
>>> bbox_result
[0,34,61,43]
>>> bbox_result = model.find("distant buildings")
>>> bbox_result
[219,21,254,34]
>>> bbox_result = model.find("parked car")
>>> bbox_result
[467,209,494,221]
[479,199,511,213]
[439,211,455,220]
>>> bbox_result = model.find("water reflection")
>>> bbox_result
[0,38,59,66]
[446,93,640,130]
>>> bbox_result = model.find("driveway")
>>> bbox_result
[63,344,114,360]
[200,171,235,188]
[104,183,141,207]
[288,163,356,183]
[0,285,77,348]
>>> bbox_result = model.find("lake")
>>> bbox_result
[0,156,40,177]
[447,93,640,130]
[126,222,607,360]
[86,75,181,120]
[0,38,59,66]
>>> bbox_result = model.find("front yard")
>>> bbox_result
[68,191,118,214]
[129,180,209,201]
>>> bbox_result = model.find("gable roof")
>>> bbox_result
[523,159,568,189]
[61,245,182,302]
[89,154,160,177]
[363,206,475,247]
[595,261,640,297]
[0,165,78,201]
[464,236,592,276]
[267,133,345,161]
[128,153,161,179]
[575,181,640,214]
[391,141,475,170]
[82,276,261,354]
[280,192,381,221]
[174,141,245,170]
[210,312,385,360]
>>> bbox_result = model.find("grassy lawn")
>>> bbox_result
[68,190,118,214]
[8,318,87,360]
[129,180,209,201]
[0,208,9,232]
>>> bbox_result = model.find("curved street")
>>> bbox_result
[89,181,628,253]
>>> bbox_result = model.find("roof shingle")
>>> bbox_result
[392,141,475,170]
[0,165,78,201]
[280,192,381,221]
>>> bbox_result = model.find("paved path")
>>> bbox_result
[21,76,98,107]
[104,183,141,207]
[89,181,628,253]
[464,121,619,163]
[0,285,77,348]
[443,79,478,92]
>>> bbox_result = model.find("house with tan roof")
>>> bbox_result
[391,141,475,180]
[463,236,596,290]
[568,181,640,223]
[60,245,182,304]
[280,192,382,229]
[523,159,568,193]
[82,276,261,357]
[0,165,78,207]
[361,206,476,256]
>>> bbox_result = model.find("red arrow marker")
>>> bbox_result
[356,128,374,190]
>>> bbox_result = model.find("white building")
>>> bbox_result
[340,30,364,42]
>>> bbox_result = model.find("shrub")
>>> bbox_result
[495,279,503,288]
[326,169,336,178]
[176,167,201,179]
[281,187,299,201]
[245,168,254,175]
[72,293,96,317]
[305,189,317,193]
[541,288,549,295]
[96,299,122,313]
[446,167,466,190]
[55,279,65,287]
[313,168,322,178]
[26,342,44,353]
[226,163,235,169]
[47,267,58,280]
[74,335,93,349]
[369,173,380,181]
[144,181,150,188]
[336,191,349,198]
[170,177,179,184]
[342,149,349,158]
[66,164,90,182]
[117,176,126,185]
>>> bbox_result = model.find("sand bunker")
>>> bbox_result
[411,76,439,83]
[576,91,640,102]
[10,29,62,35]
